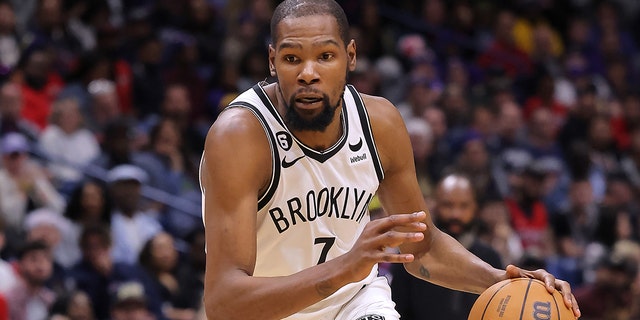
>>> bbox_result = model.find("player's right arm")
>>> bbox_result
[200,107,426,319]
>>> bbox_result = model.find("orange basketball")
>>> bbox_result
[468,278,576,320]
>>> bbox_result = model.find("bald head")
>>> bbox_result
[434,174,477,237]
[271,0,350,46]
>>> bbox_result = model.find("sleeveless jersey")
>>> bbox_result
[226,83,385,319]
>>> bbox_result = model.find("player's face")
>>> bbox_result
[269,14,356,131]
[434,185,477,237]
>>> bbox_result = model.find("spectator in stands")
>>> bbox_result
[448,130,502,204]
[558,83,601,153]
[140,83,205,159]
[477,8,532,80]
[0,132,65,253]
[13,45,64,130]
[24,207,79,270]
[477,200,524,267]
[179,226,206,309]
[422,106,451,183]
[440,84,472,129]
[58,51,114,111]
[0,81,39,140]
[503,161,555,258]
[89,117,168,192]
[620,127,640,192]
[139,232,198,320]
[523,72,568,124]
[611,92,640,150]
[0,2,20,71]
[63,179,112,231]
[163,42,208,123]
[70,225,162,320]
[487,99,528,156]
[526,108,569,213]
[142,118,200,237]
[107,164,162,265]
[406,117,435,197]
[575,248,638,319]
[109,281,156,320]
[397,75,439,123]
[0,216,18,293]
[49,290,95,320]
[23,0,82,73]
[392,173,502,319]
[549,179,599,288]
[5,240,56,320]
[86,79,122,141]
[132,35,165,118]
[38,97,100,190]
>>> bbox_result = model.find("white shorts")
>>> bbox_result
[335,276,400,320]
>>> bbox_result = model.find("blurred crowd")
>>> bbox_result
[0,0,638,319]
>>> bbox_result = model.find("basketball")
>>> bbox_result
[468,278,576,320]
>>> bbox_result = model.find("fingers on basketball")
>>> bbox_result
[468,278,576,320]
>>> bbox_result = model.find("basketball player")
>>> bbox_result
[199,1,581,319]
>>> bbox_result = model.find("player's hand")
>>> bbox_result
[505,264,581,318]
[345,211,427,281]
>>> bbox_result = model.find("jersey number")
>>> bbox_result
[314,237,335,264]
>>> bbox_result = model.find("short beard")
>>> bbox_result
[435,217,474,239]
[283,88,343,132]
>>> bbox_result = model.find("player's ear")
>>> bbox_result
[347,39,356,72]
[268,44,276,76]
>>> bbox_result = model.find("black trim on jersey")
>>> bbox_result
[347,85,384,182]
[227,101,280,210]
[253,83,349,163]
[253,84,286,128]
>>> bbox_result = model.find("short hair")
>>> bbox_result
[80,224,112,249]
[16,240,49,260]
[270,0,350,46]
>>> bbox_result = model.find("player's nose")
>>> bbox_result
[297,61,319,85]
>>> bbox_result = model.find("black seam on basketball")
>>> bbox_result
[551,289,561,320]
[480,280,515,320]
[519,279,533,320]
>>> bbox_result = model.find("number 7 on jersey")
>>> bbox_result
[314,237,335,264]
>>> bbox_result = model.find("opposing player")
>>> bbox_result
[199,1,581,319]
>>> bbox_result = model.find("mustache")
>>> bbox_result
[440,218,466,228]
[294,87,323,94]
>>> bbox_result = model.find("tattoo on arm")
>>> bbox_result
[419,265,430,279]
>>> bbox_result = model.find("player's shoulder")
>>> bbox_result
[203,104,269,159]
[359,92,405,130]
[206,85,270,140]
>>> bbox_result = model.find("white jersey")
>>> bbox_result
[227,83,385,319]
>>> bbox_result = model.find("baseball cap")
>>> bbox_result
[1,132,30,155]
[106,164,148,184]
[110,282,147,309]
[24,208,71,234]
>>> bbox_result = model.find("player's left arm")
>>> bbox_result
[363,94,580,317]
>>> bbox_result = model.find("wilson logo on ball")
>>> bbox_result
[532,301,552,320]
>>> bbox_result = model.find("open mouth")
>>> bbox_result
[295,95,323,105]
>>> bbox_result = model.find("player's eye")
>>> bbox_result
[284,55,298,63]
[320,53,334,61]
